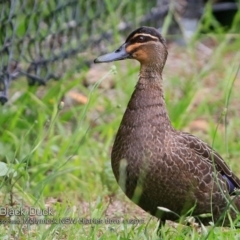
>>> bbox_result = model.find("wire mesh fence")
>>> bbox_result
[0,0,162,104]
[0,0,238,104]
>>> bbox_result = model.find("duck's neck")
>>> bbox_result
[139,63,164,81]
[126,64,172,130]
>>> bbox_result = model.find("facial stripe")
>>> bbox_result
[124,27,167,56]
[126,43,141,54]
[131,33,159,41]
[126,43,148,54]
[125,27,164,43]
[128,33,159,44]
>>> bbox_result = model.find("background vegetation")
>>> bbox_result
[0,0,240,239]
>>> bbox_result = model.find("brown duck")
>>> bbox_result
[94,26,240,226]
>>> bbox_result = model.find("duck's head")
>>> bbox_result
[94,26,168,68]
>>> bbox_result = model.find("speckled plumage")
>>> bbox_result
[94,26,240,226]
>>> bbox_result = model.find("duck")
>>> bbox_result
[94,26,240,227]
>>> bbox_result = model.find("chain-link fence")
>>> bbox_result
[0,0,238,104]
[0,0,163,104]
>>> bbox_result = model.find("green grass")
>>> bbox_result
[1,6,240,240]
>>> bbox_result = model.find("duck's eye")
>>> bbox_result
[138,36,145,42]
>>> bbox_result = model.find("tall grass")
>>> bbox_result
[0,2,240,239]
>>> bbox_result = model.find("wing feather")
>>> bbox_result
[178,132,240,189]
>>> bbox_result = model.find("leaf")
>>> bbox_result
[157,206,173,213]
[0,162,8,177]
[157,206,180,218]
[7,169,18,178]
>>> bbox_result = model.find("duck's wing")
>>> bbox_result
[178,132,240,190]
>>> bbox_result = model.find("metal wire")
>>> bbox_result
[0,0,125,103]
[1,0,235,104]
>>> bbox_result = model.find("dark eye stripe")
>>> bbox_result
[130,36,158,44]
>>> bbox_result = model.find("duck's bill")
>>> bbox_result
[94,43,130,63]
